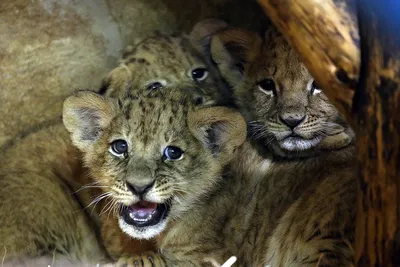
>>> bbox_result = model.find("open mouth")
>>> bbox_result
[120,201,170,227]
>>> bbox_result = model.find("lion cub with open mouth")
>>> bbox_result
[63,89,249,266]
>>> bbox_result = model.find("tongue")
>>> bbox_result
[129,201,158,219]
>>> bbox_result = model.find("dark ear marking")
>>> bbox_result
[189,18,229,54]
[63,90,118,151]
[188,106,247,163]
[77,107,103,141]
[204,122,230,156]
[210,28,262,86]
[205,125,219,155]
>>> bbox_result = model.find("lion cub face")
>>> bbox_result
[101,20,230,105]
[211,27,353,156]
[63,90,246,239]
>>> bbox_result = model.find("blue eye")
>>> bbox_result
[110,140,128,157]
[163,146,184,161]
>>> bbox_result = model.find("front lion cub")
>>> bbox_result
[62,90,248,266]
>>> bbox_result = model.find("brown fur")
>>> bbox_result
[208,25,357,265]
[210,26,355,157]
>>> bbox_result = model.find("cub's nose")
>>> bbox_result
[279,114,306,129]
[127,180,155,196]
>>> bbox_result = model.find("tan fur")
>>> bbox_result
[0,116,108,263]
[0,25,229,263]
[62,90,245,266]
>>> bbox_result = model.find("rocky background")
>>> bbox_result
[0,0,268,147]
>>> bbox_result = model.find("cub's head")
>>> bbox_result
[63,90,246,239]
[210,26,354,157]
[101,19,231,105]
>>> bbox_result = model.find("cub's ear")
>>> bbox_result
[63,90,119,150]
[210,28,262,86]
[99,65,132,97]
[188,106,247,164]
[189,18,229,53]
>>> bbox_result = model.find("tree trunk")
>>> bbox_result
[353,0,400,265]
[257,0,400,266]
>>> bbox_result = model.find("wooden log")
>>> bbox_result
[257,0,400,266]
[256,0,359,121]
[353,0,400,265]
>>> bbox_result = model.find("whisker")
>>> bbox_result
[85,192,112,213]
[73,179,110,194]
[101,198,117,218]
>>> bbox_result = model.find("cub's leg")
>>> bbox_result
[114,252,166,267]
[0,170,107,263]
[265,174,356,267]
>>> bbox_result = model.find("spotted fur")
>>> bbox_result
[100,19,231,106]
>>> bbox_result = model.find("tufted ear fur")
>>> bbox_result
[188,106,247,164]
[210,28,262,86]
[189,18,229,54]
[63,90,119,151]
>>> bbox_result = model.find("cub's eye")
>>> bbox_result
[163,146,184,161]
[191,68,209,81]
[110,140,128,157]
[309,80,322,95]
[147,82,164,90]
[257,79,276,95]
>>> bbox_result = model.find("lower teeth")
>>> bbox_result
[130,213,152,222]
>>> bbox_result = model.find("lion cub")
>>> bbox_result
[63,89,248,267]
[208,25,357,265]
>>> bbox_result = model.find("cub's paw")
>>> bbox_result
[317,131,353,150]
[116,252,166,267]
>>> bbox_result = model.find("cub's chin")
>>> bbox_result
[268,135,323,158]
[118,201,171,239]
[278,136,322,152]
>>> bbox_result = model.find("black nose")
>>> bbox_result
[127,181,155,195]
[279,115,306,129]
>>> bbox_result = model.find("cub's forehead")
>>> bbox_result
[121,35,202,68]
[258,37,311,81]
[118,96,190,136]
